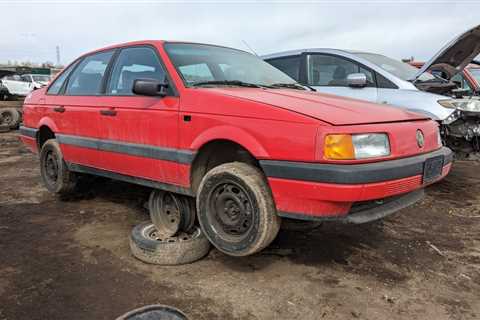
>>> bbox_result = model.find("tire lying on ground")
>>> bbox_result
[130,222,211,265]
[0,108,21,129]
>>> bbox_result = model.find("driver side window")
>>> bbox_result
[307,54,375,87]
[107,46,166,95]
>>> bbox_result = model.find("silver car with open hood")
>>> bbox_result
[264,25,480,158]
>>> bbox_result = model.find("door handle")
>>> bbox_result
[100,109,117,116]
[53,106,65,113]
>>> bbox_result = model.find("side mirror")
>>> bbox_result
[133,79,168,97]
[347,73,367,88]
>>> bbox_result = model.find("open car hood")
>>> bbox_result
[412,24,480,81]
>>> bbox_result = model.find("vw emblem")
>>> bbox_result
[416,130,425,148]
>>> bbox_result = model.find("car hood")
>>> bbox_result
[412,24,480,81]
[209,88,429,125]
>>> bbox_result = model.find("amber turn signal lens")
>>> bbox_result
[324,134,355,160]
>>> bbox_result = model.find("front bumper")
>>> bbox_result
[260,147,453,223]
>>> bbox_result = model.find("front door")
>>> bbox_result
[306,54,378,102]
[97,46,182,187]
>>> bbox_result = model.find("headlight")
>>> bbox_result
[438,99,480,112]
[324,133,390,160]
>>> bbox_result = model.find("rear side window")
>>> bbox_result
[47,61,79,95]
[65,51,114,95]
[266,56,301,81]
[107,47,166,95]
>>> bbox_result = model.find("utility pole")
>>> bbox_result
[56,45,61,66]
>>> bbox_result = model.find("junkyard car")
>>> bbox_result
[20,41,452,256]
[409,61,479,96]
[20,74,51,89]
[0,71,33,98]
[264,25,480,157]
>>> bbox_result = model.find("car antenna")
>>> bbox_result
[242,40,259,56]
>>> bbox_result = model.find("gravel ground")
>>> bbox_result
[0,131,479,320]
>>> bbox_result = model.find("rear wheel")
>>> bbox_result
[196,162,281,256]
[39,139,78,195]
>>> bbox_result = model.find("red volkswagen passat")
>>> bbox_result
[20,41,452,256]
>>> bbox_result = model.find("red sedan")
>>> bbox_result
[19,41,452,256]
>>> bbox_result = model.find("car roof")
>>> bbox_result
[261,48,376,60]
[84,40,250,57]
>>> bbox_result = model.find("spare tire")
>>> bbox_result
[0,108,20,129]
[130,222,210,265]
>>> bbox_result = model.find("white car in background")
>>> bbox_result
[264,24,480,157]
[0,71,33,99]
[20,74,51,89]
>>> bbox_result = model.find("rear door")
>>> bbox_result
[45,50,115,168]
[305,53,378,102]
[98,46,182,186]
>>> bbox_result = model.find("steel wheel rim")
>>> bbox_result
[142,224,199,243]
[0,112,11,125]
[151,192,182,237]
[43,150,59,184]
[207,180,254,239]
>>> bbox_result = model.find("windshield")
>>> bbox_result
[356,53,436,82]
[32,75,50,82]
[468,68,480,84]
[164,43,296,87]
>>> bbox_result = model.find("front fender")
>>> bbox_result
[189,125,269,158]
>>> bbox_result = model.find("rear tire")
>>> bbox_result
[39,139,78,195]
[196,162,281,257]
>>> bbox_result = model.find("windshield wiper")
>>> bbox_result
[270,83,316,91]
[192,80,267,88]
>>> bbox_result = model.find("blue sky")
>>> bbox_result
[0,0,479,65]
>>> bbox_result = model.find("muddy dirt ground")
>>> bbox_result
[0,131,479,320]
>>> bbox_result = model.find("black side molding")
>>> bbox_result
[57,134,196,165]
[19,126,38,138]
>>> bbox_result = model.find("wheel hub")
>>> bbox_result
[150,191,182,238]
[0,112,11,125]
[210,182,253,236]
[44,151,58,182]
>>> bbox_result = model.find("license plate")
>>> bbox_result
[423,155,444,184]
